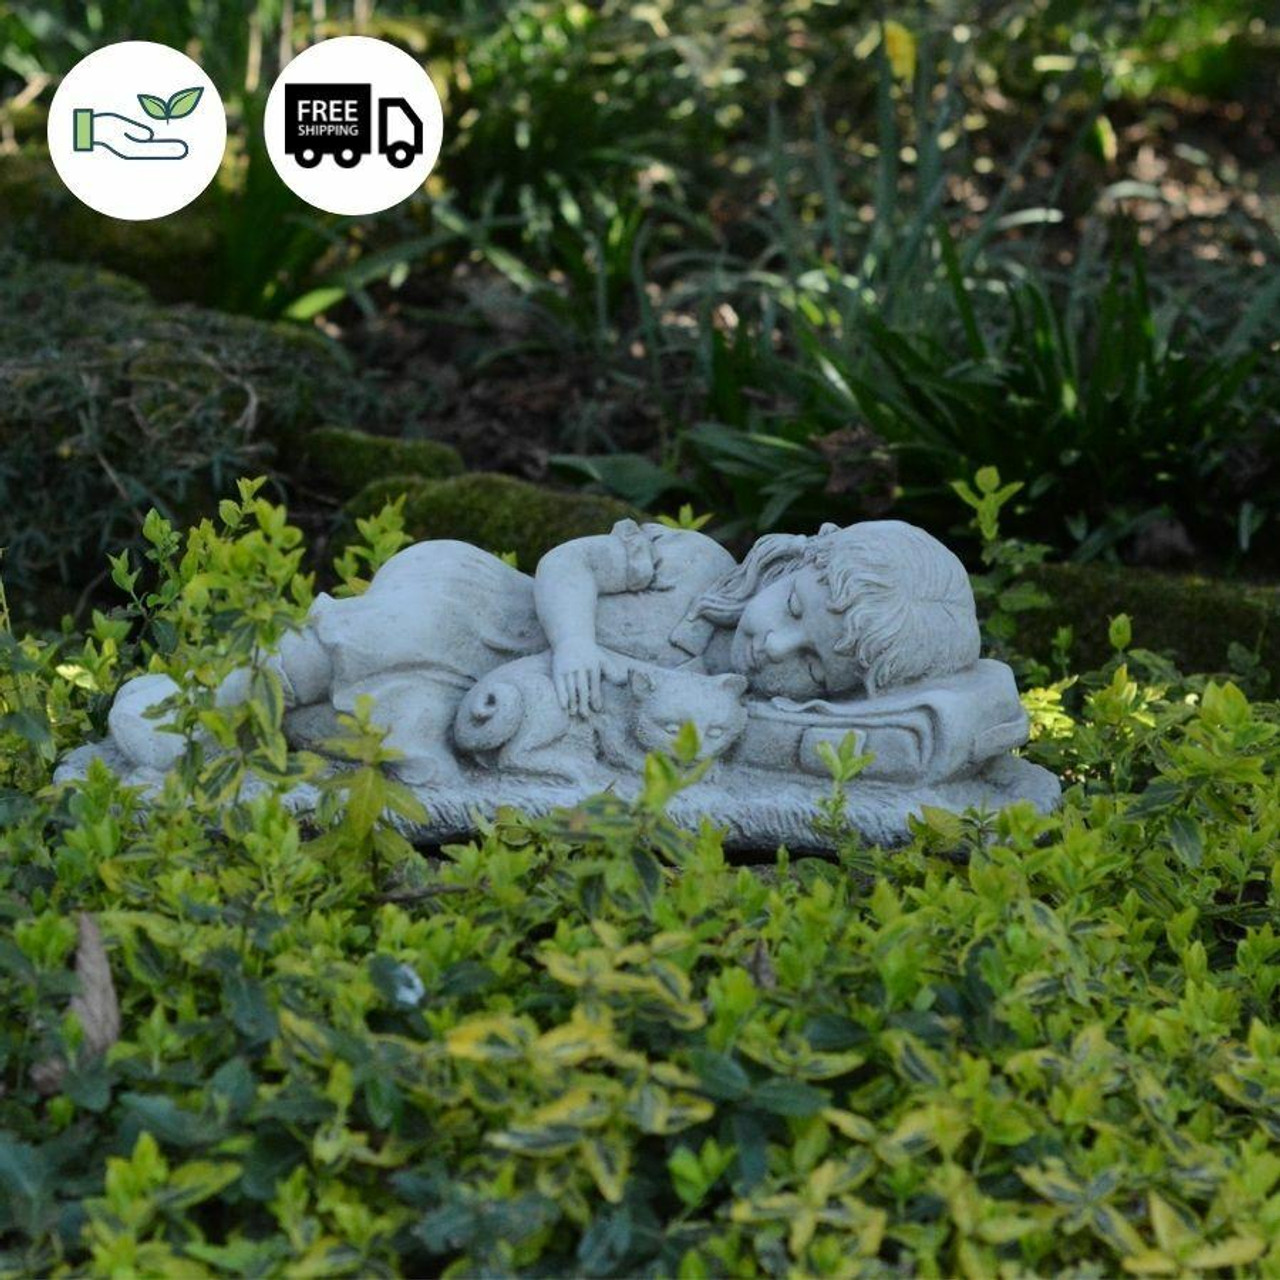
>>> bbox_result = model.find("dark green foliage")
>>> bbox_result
[828,237,1275,559]
[1,489,1280,1275]
[346,472,640,570]
[0,152,224,306]
[206,108,352,319]
[4,7,1275,567]
[493,24,1277,558]
[444,1,679,227]
[0,253,358,604]
[981,0,1276,100]
[952,463,1280,697]
[0,132,355,319]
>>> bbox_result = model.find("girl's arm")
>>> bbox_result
[535,534,636,715]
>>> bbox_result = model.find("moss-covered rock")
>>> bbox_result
[123,312,357,457]
[0,252,355,445]
[1021,562,1280,679]
[0,150,222,304]
[347,472,642,570]
[0,251,358,605]
[304,426,464,500]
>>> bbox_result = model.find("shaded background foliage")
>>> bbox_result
[0,0,1276,621]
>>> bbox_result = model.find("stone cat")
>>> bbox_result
[453,652,749,785]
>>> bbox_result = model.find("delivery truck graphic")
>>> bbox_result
[378,96,425,169]
[285,83,424,170]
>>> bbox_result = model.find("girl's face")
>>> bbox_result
[730,567,864,699]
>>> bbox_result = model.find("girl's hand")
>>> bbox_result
[552,640,627,716]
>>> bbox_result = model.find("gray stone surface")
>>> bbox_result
[58,519,1061,847]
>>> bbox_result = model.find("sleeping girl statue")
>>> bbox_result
[74,518,1060,847]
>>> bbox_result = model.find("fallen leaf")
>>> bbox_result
[69,914,121,1056]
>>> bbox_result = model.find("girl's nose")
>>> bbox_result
[763,626,805,660]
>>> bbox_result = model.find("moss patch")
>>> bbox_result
[1022,562,1280,679]
[347,472,641,569]
[304,426,464,500]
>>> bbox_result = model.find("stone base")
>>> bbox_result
[54,744,1060,851]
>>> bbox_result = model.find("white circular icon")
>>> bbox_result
[264,37,444,216]
[47,41,227,221]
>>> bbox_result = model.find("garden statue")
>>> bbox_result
[62,519,1060,847]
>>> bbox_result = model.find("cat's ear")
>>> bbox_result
[628,668,656,696]
[718,673,749,698]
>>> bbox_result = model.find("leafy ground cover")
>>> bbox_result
[1,489,1279,1276]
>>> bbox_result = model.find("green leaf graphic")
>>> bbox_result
[166,86,204,119]
[137,93,169,120]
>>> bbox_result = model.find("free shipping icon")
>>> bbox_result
[265,37,443,215]
[284,84,424,170]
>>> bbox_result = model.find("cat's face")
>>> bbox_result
[629,669,749,758]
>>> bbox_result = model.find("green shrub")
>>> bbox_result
[520,23,1277,557]
[828,235,1276,561]
[978,0,1277,101]
[573,210,1277,557]
[1021,562,1280,690]
[1,487,1279,1276]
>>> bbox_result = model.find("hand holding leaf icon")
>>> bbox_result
[52,41,226,216]
[72,109,190,159]
[137,86,204,122]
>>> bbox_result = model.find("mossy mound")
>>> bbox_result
[347,472,641,569]
[0,149,222,305]
[0,251,359,605]
[1022,562,1280,680]
[304,426,464,500]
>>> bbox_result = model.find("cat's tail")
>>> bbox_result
[453,680,524,754]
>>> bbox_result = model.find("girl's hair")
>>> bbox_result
[693,531,811,626]
[694,520,981,695]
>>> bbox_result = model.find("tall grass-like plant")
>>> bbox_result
[813,229,1273,559]
[444,1,682,231]
[550,23,1121,535]
[209,104,340,318]
[549,21,1277,557]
